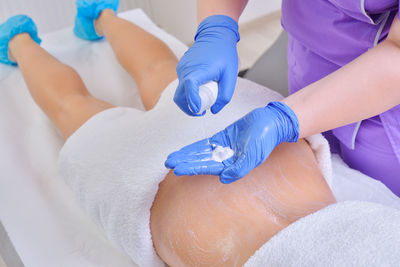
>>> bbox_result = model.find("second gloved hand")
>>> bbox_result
[165,102,300,184]
[174,15,240,116]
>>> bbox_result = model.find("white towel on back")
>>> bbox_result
[58,76,400,266]
[58,77,284,266]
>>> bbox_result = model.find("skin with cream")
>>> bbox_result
[151,140,336,266]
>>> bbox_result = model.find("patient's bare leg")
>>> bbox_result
[8,33,113,140]
[95,10,178,110]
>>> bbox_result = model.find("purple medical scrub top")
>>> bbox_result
[281,0,400,196]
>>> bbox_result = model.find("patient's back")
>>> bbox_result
[151,139,336,267]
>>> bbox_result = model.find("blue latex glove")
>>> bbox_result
[74,0,119,41]
[174,15,240,116]
[0,15,41,65]
[165,102,300,184]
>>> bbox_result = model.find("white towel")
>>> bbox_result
[244,201,400,266]
[305,134,333,188]
[58,77,284,266]
[60,78,400,266]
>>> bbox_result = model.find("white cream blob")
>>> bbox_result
[212,145,235,162]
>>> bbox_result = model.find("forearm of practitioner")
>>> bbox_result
[283,16,400,138]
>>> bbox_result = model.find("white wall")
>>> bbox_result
[0,0,76,34]
[0,0,281,44]
[0,0,151,34]
[149,0,282,44]
[240,0,281,24]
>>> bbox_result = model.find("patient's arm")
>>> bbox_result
[151,139,335,266]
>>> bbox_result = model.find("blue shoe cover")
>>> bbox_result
[0,15,41,65]
[74,0,120,41]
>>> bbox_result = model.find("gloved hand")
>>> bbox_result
[174,15,240,116]
[165,102,299,184]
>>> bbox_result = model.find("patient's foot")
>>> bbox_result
[0,15,41,65]
[74,0,119,41]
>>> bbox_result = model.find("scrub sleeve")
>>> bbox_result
[281,0,400,196]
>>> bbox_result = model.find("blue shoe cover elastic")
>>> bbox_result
[0,15,41,65]
[74,0,120,41]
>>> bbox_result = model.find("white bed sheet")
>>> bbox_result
[0,9,187,267]
[1,8,400,267]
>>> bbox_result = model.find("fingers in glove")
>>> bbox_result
[211,65,238,114]
[165,139,213,168]
[174,82,204,116]
[173,160,225,176]
[219,152,250,184]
